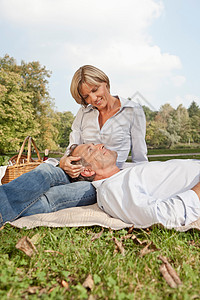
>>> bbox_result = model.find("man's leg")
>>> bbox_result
[0,163,71,225]
[21,181,96,216]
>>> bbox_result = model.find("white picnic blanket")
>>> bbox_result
[9,203,200,232]
[0,166,7,185]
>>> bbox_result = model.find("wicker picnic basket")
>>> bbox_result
[2,136,43,184]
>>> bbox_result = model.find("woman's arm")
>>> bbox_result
[61,108,84,177]
[64,108,84,155]
[59,155,83,178]
[130,105,148,163]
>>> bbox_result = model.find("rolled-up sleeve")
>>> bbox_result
[156,190,200,228]
[131,106,148,163]
[65,108,83,154]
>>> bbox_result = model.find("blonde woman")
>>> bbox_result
[60,65,148,179]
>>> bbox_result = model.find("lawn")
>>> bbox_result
[147,147,200,155]
[0,150,200,299]
[0,224,199,299]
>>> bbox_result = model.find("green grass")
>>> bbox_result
[0,225,199,299]
[148,155,200,162]
[1,150,200,299]
[148,148,200,155]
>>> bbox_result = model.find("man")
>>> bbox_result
[0,143,200,228]
[71,143,200,228]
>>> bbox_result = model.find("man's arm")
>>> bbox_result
[192,182,200,200]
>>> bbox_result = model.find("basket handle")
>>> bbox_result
[16,136,42,165]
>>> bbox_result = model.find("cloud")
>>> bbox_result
[0,0,185,113]
[0,0,179,76]
[0,0,162,32]
[171,75,186,87]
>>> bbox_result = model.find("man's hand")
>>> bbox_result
[192,182,200,200]
[59,155,84,178]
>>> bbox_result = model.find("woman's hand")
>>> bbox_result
[59,155,84,178]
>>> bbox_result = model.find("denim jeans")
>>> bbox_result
[0,163,96,226]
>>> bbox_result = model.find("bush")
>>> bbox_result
[0,156,10,166]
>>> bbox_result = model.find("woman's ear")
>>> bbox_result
[80,168,95,177]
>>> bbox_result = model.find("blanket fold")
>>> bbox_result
[9,204,200,232]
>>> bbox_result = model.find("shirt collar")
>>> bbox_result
[81,104,95,113]
[118,96,140,109]
[92,170,123,188]
[92,178,106,188]
[82,97,140,113]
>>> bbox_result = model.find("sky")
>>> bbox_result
[0,0,200,115]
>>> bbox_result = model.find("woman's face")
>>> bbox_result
[80,82,110,109]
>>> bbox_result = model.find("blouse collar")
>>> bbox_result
[82,96,140,113]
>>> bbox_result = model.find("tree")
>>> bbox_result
[187,101,200,143]
[0,69,39,153]
[173,104,191,143]
[0,54,58,151]
[188,101,200,118]
[142,105,157,122]
[146,121,169,148]
[155,103,174,126]
[55,111,75,149]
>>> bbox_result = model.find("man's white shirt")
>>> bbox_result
[92,159,200,228]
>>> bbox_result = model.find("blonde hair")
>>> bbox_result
[70,65,110,107]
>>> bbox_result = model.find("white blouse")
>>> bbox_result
[67,97,148,168]
[93,159,200,228]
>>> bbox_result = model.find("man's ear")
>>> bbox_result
[80,167,95,177]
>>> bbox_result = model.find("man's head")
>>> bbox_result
[68,143,119,182]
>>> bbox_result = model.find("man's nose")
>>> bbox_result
[88,143,95,148]
[95,144,105,150]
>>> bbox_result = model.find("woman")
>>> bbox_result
[60,65,148,178]
[0,66,148,223]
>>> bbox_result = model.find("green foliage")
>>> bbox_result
[0,68,39,153]
[188,101,200,118]
[0,55,61,153]
[145,102,200,148]
[146,121,169,148]
[54,111,75,149]
[142,105,157,122]
[0,55,75,153]
[0,156,10,166]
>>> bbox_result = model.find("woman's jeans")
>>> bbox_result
[0,163,96,226]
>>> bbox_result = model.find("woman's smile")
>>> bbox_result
[80,82,110,109]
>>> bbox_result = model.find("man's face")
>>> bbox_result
[72,144,117,172]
